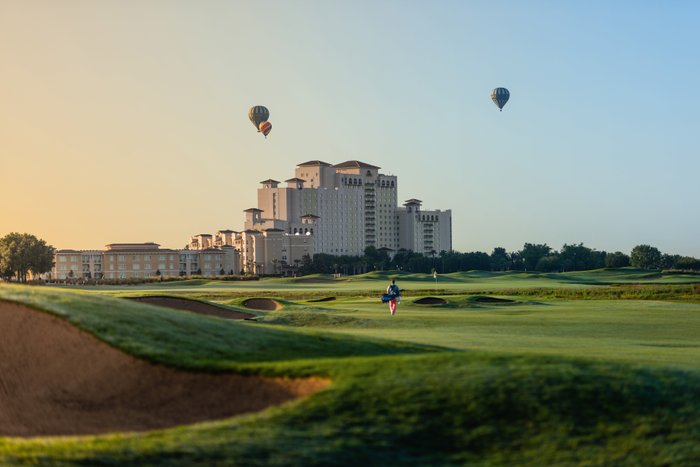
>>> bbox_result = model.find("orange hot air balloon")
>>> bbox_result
[259,121,272,138]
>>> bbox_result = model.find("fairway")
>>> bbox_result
[1,269,700,466]
[288,297,700,369]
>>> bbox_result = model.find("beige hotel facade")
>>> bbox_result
[52,160,450,279]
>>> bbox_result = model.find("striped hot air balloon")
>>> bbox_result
[259,121,272,138]
[491,88,510,111]
[248,106,270,131]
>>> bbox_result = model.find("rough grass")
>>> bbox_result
[2,353,699,466]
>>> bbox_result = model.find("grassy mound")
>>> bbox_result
[414,297,447,305]
[306,296,336,303]
[257,311,373,328]
[3,352,699,465]
[0,285,435,369]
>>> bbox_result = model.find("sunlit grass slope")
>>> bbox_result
[0,284,434,369]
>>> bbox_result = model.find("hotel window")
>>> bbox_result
[133,256,139,261]
[70,257,77,262]
[158,264,166,270]
[118,255,125,261]
[159,255,166,261]
[133,264,141,270]
[144,255,151,261]
[59,256,67,262]
[119,264,126,270]
[144,264,151,270]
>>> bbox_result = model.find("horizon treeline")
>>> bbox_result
[300,243,700,276]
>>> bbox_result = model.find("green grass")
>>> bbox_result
[0,285,433,370]
[62,268,700,297]
[2,268,700,466]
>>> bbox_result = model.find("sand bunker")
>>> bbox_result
[414,297,447,305]
[0,300,328,437]
[242,298,281,311]
[127,296,254,320]
[307,297,336,303]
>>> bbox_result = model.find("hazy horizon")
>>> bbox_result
[2,1,698,257]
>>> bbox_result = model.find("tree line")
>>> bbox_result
[2,232,699,283]
[0,233,55,283]
[300,243,700,275]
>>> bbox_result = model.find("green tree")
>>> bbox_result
[674,256,700,271]
[630,244,662,269]
[0,233,55,282]
[558,243,606,271]
[490,247,510,271]
[535,254,562,272]
[520,243,552,271]
[605,251,630,268]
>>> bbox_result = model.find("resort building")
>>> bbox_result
[250,160,450,256]
[51,160,451,279]
[397,199,452,255]
[52,243,238,280]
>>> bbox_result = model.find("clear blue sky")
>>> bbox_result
[1,1,698,257]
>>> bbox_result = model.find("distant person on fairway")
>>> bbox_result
[386,279,401,316]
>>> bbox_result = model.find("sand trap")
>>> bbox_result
[307,297,336,303]
[127,296,254,320]
[0,300,328,437]
[414,297,447,305]
[242,298,281,311]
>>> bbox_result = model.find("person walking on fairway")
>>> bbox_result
[386,279,401,316]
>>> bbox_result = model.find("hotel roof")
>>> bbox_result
[243,208,263,212]
[259,179,280,184]
[333,160,380,169]
[285,177,306,183]
[297,160,332,167]
[105,242,161,251]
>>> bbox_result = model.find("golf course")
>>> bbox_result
[1,268,699,465]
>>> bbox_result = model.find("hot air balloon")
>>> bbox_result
[248,106,270,131]
[259,121,272,138]
[491,88,510,111]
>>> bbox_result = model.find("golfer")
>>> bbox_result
[386,279,401,316]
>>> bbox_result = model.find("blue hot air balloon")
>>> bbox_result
[491,88,510,111]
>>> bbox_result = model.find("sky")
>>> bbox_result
[1,1,699,257]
